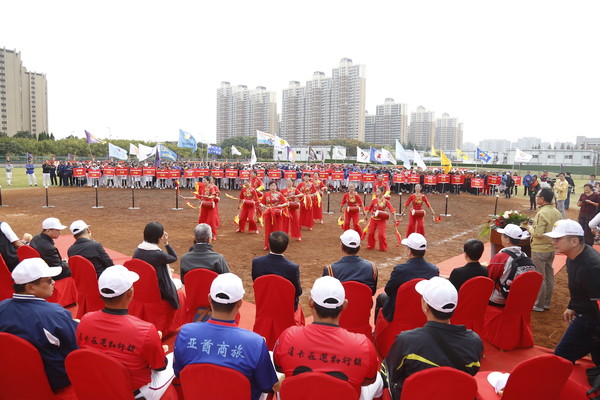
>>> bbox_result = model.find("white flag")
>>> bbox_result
[137,143,155,161]
[514,148,533,162]
[108,143,128,160]
[250,145,257,166]
[356,147,370,163]
[413,149,427,170]
[332,146,345,160]
[129,143,139,156]
[231,145,242,156]
[380,148,397,165]
[395,140,411,169]
[275,135,289,149]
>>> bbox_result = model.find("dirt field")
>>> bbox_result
[1,186,579,349]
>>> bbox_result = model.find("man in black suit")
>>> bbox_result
[251,231,302,310]
[448,239,488,292]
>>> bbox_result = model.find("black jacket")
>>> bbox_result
[179,243,230,284]
[448,262,488,292]
[132,244,179,309]
[252,253,302,310]
[323,255,378,295]
[67,237,114,278]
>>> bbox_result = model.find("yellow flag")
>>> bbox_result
[431,146,439,157]
[440,150,452,174]
[456,148,470,161]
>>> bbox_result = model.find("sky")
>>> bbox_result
[2,0,598,147]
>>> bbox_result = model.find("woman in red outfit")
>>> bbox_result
[312,172,327,224]
[260,181,288,250]
[281,178,303,242]
[365,186,396,251]
[198,176,220,239]
[237,179,259,234]
[340,183,365,233]
[402,184,435,237]
[297,173,316,230]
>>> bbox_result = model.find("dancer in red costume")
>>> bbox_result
[197,176,220,239]
[260,181,288,250]
[237,179,259,234]
[402,183,435,237]
[373,173,391,199]
[281,178,303,242]
[312,172,327,224]
[297,173,316,230]
[365,186,396,251]
[250,169,265,223]
[340,183,365,233]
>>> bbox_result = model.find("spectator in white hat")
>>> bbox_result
[29,217,71,280]
[67,220,114,278]
[487,224,536,306]
[76,265,175,400]
[377,233,439,322]
[174,273,278,400]
[546,220,600,366]
[384,277,483,400]
[0,258,78,393]
[274,276,383,399]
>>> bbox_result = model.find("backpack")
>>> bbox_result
[499,250,536,299]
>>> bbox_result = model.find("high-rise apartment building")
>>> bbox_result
[329,58,366,142]
[478,139,510,153]
[435,113,462,150]
[365,98,407,145]
[280,81,306,146]
[0,48,48,137]
[216,82,277,142]
[517,137,542,150]
[409,106,435,149]
[303,71,331,145]
[365,112,375,143]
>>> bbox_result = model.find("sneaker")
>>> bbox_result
[532,306,544,312]
[297,238,302,242]
[544,306,550,310]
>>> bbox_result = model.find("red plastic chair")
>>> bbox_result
[183,268,218,323]
[339,281,374,340]
[451,276,494,335]
[475,354,573,400]
[253,275,305,350]
[68,255,104,319]
[66,348,135,399]
[180,363,250,400]
[0,332,77,400]
[400,366,477,400]
[0,254,14,301]
[482,271,543,350]
[124,258,179,335]
[374,279,426,358]
[279,372,356,400]
[17,244,41,261]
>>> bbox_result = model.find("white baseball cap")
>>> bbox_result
[98,265,139,298]
[340,229,361,248]
[497,224,530,240]
[544,219,584,238]
[401,233,427,250]
[415,276,458,313]
[12,258,62,284]
[42,217,67,230]
[310,276,345,309]
[70,220,89,235]
[210,273,245,304]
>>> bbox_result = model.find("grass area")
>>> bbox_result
[1,169,43,188]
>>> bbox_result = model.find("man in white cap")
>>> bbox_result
[384,277,483,400]
[0,258,78,393]
[546,219,600,366]
[67,220,114,278]
[377,233,439,322]
[487,224,536,306]
[274,276,383,400]
[173,273,278,400]
[30,217,71,280]
[323,229,378,295]
[76,265,174,399]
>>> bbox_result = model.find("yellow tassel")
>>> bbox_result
[316,192,321,207]
[233,215,239,225]
[225,193,238,200]
[258,216,264,227]
[185,201,197,209]
[337,216,344,226]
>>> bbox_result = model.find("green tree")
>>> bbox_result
[14,131,33,139]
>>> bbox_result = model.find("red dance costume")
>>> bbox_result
[404,194,430,237]
[374,181,391,199]
[281,186,302,240]
[340,192,363,233]
[198,184,220,237]
[312,179,326,221]
[238,186,259,232]
[297,181,316,229]
[366,198,395,252]
[261,191,286,249]
[251,176,265,218]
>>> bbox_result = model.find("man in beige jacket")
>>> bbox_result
[554,173,569,219]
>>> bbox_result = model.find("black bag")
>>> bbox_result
[499,250,536,299]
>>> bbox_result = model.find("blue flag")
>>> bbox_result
[208,145,222,155]
[476,147,491,163]
[177,129,197,152]
[159,144,178,162]
[26,152,33,161]
[153,146,161,167]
